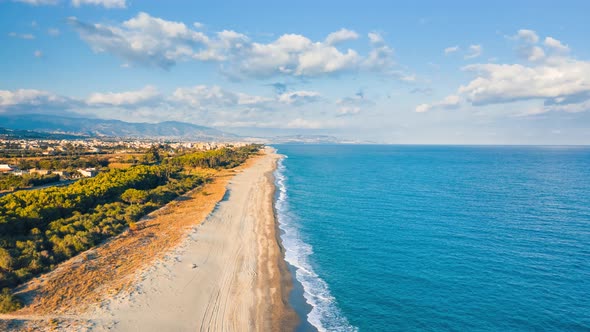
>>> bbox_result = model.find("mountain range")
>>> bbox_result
[0,114,236,141]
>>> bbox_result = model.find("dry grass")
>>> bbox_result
[106,162,133,169]
[0,152,263,329]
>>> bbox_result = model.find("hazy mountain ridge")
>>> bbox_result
[0,127,89,140]
[0,114,237,140]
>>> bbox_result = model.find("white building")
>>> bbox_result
[0,164,15,173]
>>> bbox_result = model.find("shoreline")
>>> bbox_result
[0,148,300,331]
[271,154,317,332]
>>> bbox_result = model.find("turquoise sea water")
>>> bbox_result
[273,145,590,332]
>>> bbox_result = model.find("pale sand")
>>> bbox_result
[82,148,296,331]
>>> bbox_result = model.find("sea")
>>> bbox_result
[272,144,590,332]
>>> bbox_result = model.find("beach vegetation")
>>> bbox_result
[0,288,22,313]
[0,144,261,296]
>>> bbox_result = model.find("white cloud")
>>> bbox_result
[86,86,161,107]
[193,22,205,29]
[444,46,460,55]
[516,29,539,43]
[0,89,76,111]
[458,59,590,106]
[512,29,546,61]
[122,12,207,41]
[12,0,58,5]
[278,91,321,105]
[527,46,545,61]
[69,13,407,79]
[415,95,460,113]
[363,32,398,75]
[34,50,43,57]
[367,32,384,44]
[325,28,359,45]
[67,13,210,69]
[71,0,126,8]
[544,37,569,53]
[8,32,35,40]
[417,31,590,115]
[170,85,278,111]
[232,33,361,78]
[464,44,482,59]
[171,86,236,108]
[336,93,375,116]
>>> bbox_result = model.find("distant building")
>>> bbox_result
[53,170,70,178]
[0,164,14,173]
[29,168,51,176]
[78,168,97,177]
[42,147,56,155]
[12,169,29,176]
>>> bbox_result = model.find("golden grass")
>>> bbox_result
[106,162,133,169]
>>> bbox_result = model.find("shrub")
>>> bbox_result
[0,288,22,313]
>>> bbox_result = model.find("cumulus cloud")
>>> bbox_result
[86,86,161,107]
[444,46,460,55]
[513,29,546,61]
[67,13,209,69]
[458,59,590,106]
[544,37,569,53]
[416,31,590,115]
[71,0,126,8]
[231,33,360,78]
[516,29,539,43]
[464,45,482,59]
[171,86,321,110]
[171,85,243,109]
[363,32,395,72]
[1,84,324,116]
[68,13,406,79]
[325,28,359,45]
[0,85,347,129]
[0,89,78,111]
[415,95,460,113]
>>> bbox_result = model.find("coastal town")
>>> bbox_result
[0,136,250,194]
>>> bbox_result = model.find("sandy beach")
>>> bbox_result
[84,148,295,331]
[0,148,297,331]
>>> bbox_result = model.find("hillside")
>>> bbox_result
[0,114,236,141]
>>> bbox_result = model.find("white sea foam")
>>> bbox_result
[274,156,358,332]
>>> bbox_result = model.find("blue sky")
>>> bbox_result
[1,0,590,144]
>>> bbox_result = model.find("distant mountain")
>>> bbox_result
[0,127,89,140]
[0,114,237,141]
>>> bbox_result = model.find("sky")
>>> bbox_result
[1,0,590,144]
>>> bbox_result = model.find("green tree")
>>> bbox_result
[0,248,13,272]
[146,146,161,164]
[0,288,22,313]
[121,188,149,205]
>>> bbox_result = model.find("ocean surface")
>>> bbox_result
[273,145,590,332]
